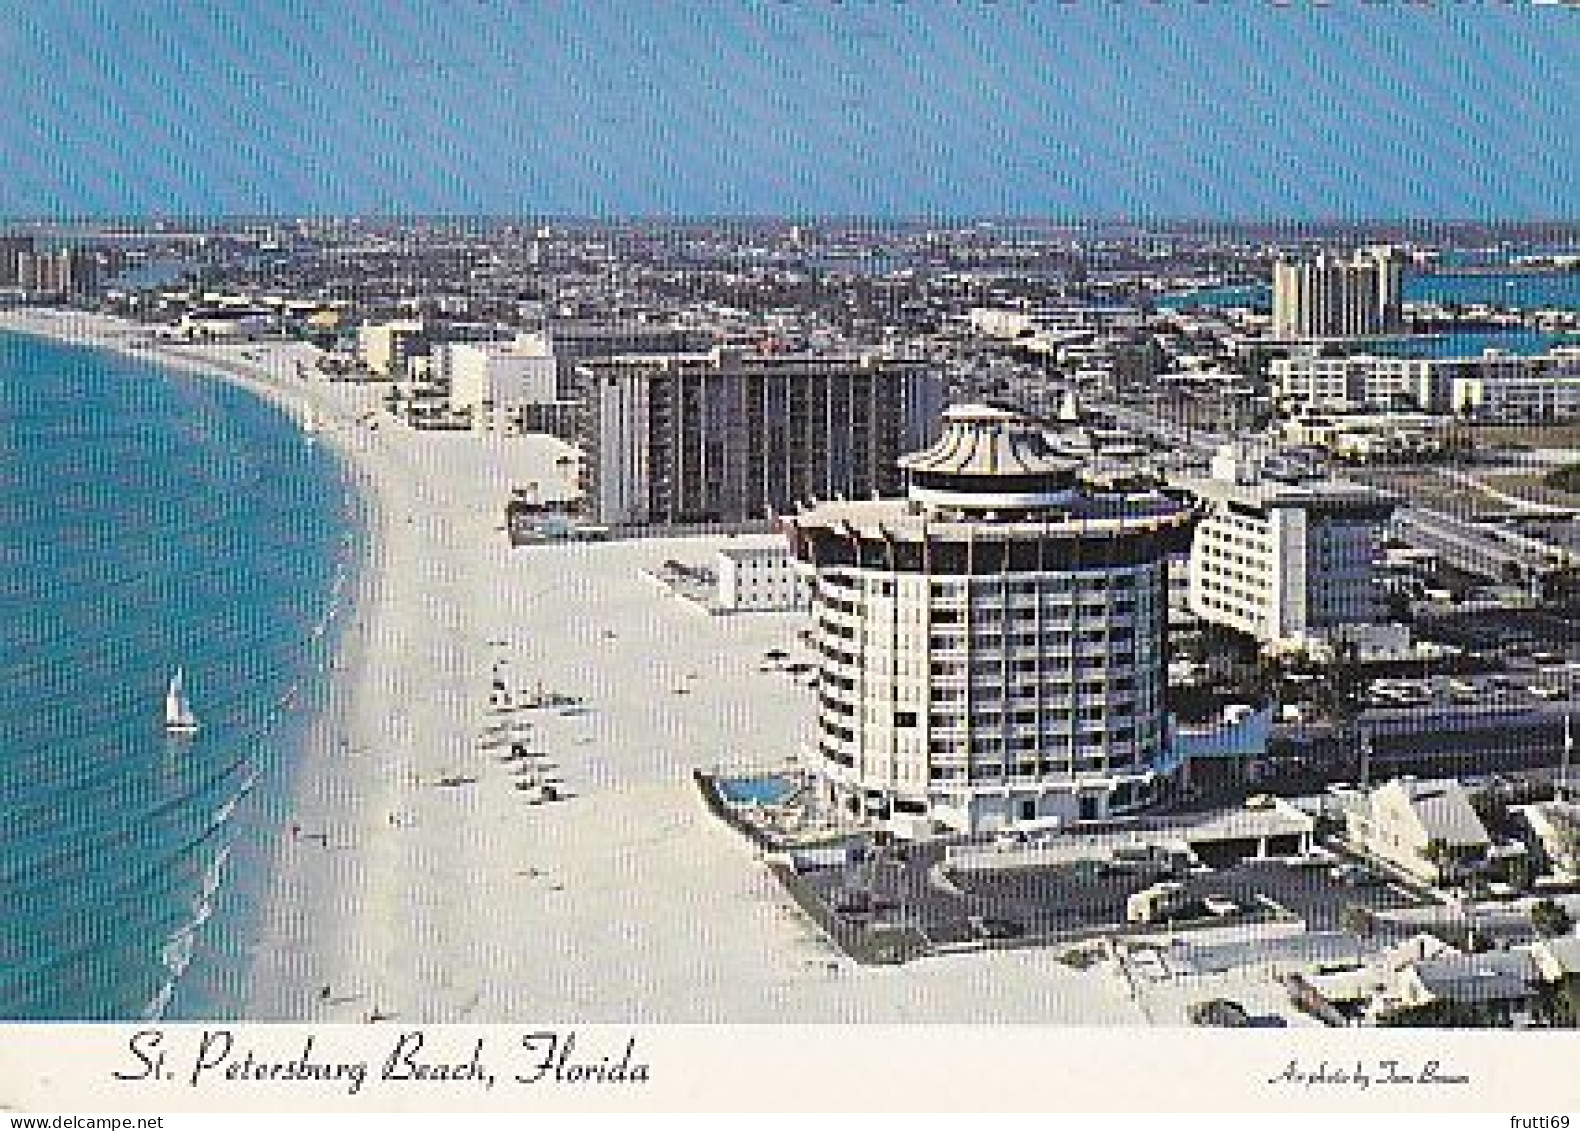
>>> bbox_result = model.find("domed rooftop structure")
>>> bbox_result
[898,403,1081,511]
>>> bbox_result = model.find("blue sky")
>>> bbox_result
[0,1,1574,219]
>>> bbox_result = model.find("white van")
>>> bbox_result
[1126,881,1189,925]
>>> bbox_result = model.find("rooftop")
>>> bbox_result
[578,346,927,374]
[1176,444,1400,511]
[1374,777,1491,847]
[898,403,1080,480]
[787,491,1194,541]
[1406,951,1538,1004]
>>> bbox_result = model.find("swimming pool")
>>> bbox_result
[716,774,801,806]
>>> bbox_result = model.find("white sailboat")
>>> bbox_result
[301,400,320,438]
[164,668,200,734]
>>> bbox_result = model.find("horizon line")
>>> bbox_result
[4,214,1579,229]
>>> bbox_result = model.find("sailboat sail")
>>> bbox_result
[165,669,200,733]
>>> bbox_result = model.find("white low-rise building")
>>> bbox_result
[1450,366,1580,422]
[1281,412,1455,463]
[176,308,274,340]
[1273,349,1580,421]
[1513,799,1580,882]
[715,542,810,612]
[438,337,559,427]
[1343,777,1491,885]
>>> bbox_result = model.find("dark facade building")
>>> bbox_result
[579,347,944,527]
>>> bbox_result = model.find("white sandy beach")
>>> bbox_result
[2,308,1183,1024]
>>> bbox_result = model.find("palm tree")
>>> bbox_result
[1316,639,1368,783]
[1419,838,1454,886]
[1531,898,1574,939]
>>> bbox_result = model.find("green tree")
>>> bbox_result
[1505,853,1537,893]
[1531,898,1575,939]
[1316,640,1370,784]
[1551,813,1580,878]
[1541,464,1580,495]
[1340,904,1378,938]
[1376,999,1501,1029]
[1537,976,1580,1028]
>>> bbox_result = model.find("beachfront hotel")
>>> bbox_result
[579,346,944,527]
[0,240,100,297]
[358,319,430,378]
[783,404,1196,837]
[523,320,715,399]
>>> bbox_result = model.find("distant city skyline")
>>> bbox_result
[1,1,1575,221]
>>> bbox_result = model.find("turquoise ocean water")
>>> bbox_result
[0,330,360,1020]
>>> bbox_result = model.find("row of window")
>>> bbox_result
[930,626,1138,649]
[928,653,1138,676]
[924,676,1164,703]
[1200,540,1270,573]
[822,598,1149,622]
[820,573,1151,599]
[1197,573,1270,600]
[928,760,1148,782]
[925,690,1142,725]
[821,719,1152,746]
[948,717,1143,745]
[1195,593,1267,628]
[816,745,1158,778]
[929,575,1145,596]
[1208,526,1270,555]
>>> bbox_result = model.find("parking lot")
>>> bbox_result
[1419,608,1580,665]
[790,842,1428,956]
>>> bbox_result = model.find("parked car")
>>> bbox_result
[969,915,1025,940]
[1127,881,1190,925]
[1189,999,1253,1027]
[1202,895,1239,917]
[1330,863,1383,888]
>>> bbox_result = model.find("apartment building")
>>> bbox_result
[520,320,715,399]
[1273,349,1580,421]
[1271,248,1403,339]
[579,347,943,527]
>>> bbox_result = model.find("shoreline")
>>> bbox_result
[1,308,1181,1025]
[0,308,395,1019]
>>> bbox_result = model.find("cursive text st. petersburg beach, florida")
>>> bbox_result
[114,1029,651,1095]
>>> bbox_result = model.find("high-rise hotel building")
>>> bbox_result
[783,405,1196,837]
[579,347,943,527]
[0,235,35,287]
[1179,444,1401,656]
[1272,247,1404,339]
[0,240,99,296]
